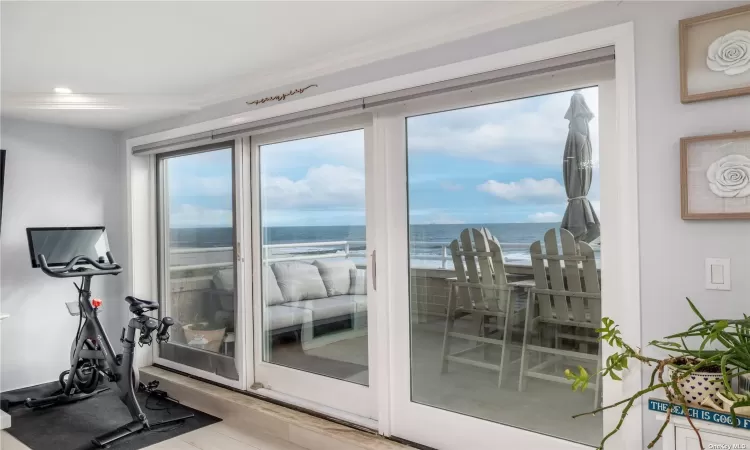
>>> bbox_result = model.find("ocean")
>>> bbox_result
[170,223,587,267]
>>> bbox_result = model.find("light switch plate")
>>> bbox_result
[705,258,730,291]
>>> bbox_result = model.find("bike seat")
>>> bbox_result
[125,296,159,314]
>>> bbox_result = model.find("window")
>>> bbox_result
[406,87,602,445]
[258,129,370,386]
[156,146,238,380]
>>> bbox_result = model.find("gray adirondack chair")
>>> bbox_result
[517,228,602,408]
[440,228,513,387]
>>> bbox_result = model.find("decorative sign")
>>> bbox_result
[649,398,750,430]
[246,84,318,106]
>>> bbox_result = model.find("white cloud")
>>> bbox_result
[169,175,232,196]
[262,164,365,208]
[528,211,562,223]
[407,87,599,165]
[262,129,365,171]
[477,178,566,203]
[170,204,232,228]
[440,181,464,191]
[166,149,234,196]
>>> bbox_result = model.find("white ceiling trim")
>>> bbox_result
[2,93,202,111]
[3,1,593,118]
[127,20,627,148]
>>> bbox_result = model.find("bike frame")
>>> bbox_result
[23,229,192,448]
[67,274,149,424]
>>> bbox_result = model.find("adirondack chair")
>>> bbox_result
[517,228,602,408]
[440,228,513,387]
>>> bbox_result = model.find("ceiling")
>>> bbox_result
[1,1,583,131]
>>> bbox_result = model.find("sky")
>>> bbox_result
[167,87,600,228]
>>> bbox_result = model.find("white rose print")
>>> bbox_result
[706,30,750,76]
[706,154,750,198]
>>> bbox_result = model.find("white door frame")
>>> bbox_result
[150,140,247,391]
[247,115,378,421]
[375,60,617,450]
[126,22,639,449]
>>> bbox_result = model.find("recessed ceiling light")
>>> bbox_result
[53,87,72,94]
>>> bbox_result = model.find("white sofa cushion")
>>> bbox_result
[213,268,234,291]
[330,294,368,313]
[271,262,328,303]
[313,259,356,296]
[350,268,367,295]
[265,305,312,330]
[286,297,359,322]
[263,265,285,306]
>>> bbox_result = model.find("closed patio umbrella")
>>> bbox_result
[560,91,600,242]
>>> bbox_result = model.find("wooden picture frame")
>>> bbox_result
[679,4,750,103]
[681,130,750,219]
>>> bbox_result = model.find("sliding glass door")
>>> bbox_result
[147,53,623,450]
[155,143,243,388]
[249,115,377,419]
[384,64,613,448]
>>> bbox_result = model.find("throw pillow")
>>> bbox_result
[271,262,328,303]
[313,259,357,296]
[263,265,285,306]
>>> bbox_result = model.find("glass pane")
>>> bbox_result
[406,87,601,445]
[260,130,369,386]
[159,148,238,380]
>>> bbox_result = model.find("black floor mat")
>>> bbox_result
[1,381,220,450]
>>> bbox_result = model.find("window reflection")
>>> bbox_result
[159,148,239,380]
[407,87,602,446]
[259,130,370,386]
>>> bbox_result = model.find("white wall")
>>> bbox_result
[121,1,750,447]
[0,118,125,391]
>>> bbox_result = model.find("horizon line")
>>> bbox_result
[169,221,562,229]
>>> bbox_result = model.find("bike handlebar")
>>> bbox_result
[37,252,123,278]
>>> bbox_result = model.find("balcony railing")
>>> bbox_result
[167,240,543,273]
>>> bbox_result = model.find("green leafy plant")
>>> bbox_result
[567,298,750,450]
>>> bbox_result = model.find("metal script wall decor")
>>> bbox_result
[246,84,318,106]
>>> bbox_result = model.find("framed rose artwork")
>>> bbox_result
[679,4,750,103]
[681,131,750,219]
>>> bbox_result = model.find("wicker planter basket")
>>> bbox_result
[183,324,226,353]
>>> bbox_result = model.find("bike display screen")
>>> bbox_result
[26,227,110,268]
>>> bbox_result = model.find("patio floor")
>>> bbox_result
[270,314,601,447]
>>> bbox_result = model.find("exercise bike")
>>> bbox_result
[24,226,193,447]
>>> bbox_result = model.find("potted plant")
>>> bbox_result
[668,356,724,407]
[566,298,750,450]
[183,313,226,353]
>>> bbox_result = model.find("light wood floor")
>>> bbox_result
[1,421,308,450]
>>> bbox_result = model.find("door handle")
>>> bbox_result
[371,250,377,291]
